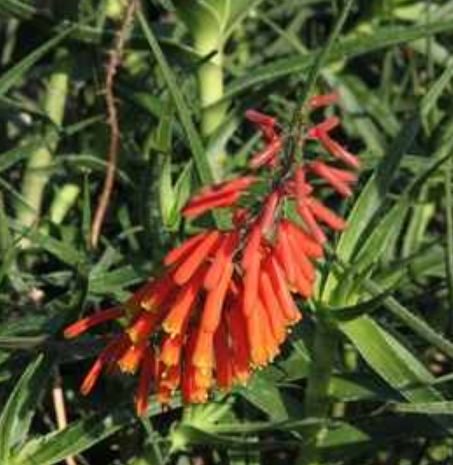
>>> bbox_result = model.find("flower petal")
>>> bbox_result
[173,231,220,285]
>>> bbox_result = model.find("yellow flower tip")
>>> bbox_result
[118,345,144,374]
[161,322,180,337]
[140,298,161,313]
[126,327,142,345]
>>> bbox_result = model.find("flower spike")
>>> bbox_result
[64,92,360,414]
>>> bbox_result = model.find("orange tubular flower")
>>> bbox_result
[136,347,156,416]
[64,93,360,415]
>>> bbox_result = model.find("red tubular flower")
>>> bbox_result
[162,267,206,336]
[245,109,277,141]
[282,220,324,259]
[80,334,129,395]
[297,202,327,245]
[307,161,356,197]
[200,262,234,333]
[250,137,282,169]
[140,274,174,313]
[214,319,234,390]
[173,231,220,285]
[128,311,161,344]
[64,307,124,339]
[309,92,339,109]
[306,197,347,231]
[226,295,251,384]
[163,232,210,266]
[160,365,181,392]
[118,342,147,374]
[307,116,340,138]
[243,249,261,317]
[160,335,184,367]
[275,224,297,286]
[204,232,238,290]
[136,347,156,416]
[245,109,276,128]
[192,329,215,370]
[316,131,360,169]
[182,177,257,219]
[65,92,360,415]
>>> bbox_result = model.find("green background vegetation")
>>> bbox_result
[1,0,453,464]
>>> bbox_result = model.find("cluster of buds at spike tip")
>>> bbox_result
[64,92,360,416]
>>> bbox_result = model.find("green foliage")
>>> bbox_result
[1,0,453,464]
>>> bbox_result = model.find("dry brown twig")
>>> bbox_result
[91,0,140,248]
[52,372,78,465]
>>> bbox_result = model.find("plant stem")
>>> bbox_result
[16,52,70,231]
[49,184,80,225]
[194,33,227,179]
[296,321,338,465]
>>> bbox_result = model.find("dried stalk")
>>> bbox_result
[91,0,139,248]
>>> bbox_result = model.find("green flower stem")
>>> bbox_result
[49,184,80,225]
[296,321,338,465]
[198,51,225,137]
[16,53,70,231]
[194,34,227,179]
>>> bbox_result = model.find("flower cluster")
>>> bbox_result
[64,93,359,415]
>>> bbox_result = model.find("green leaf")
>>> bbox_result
[0,140,43,173]
[324,287,395,323]
[321,416,445,462]
[0,194,17,288]
[390,401,453,415]
[322,117,420,300]
[363,279,453,361]
[238,375,290,421]
[0,355,50,464]
[0,0,37,20]
[159,153,177,228]
[171,161,194,229]
[11,409,133,465]
[224,19,453,101]
[224,0,267,39]
[137,11,227,229]
[89,266,143,294]
[339,317,451,429]
[13,226,85,267]
[331,373,397,402]
[0,26,73,97]
[137,11,214,187]
[11,400,180,465]
[353,200,409,275]
[421,58,453,119]
[291,0,355,116]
